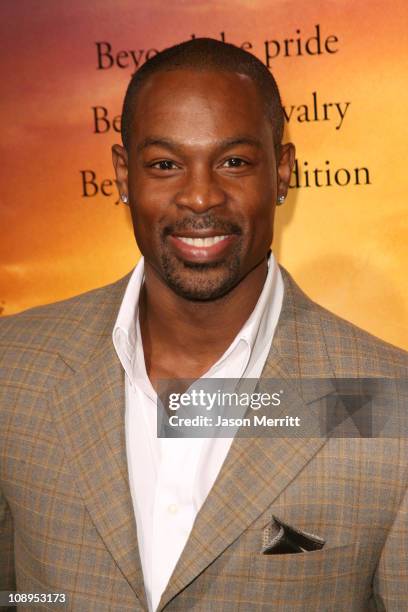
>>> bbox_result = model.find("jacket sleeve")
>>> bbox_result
[373,483,408,610]
[0,485,16,592]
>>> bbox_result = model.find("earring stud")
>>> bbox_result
[277,195,285,205]
[121,193,128,204]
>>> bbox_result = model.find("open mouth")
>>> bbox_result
[168,233,238,262]
[176,235,230,247]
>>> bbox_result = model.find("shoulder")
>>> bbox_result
[0,272,131,387]
[280,266,408,378]
[316,300,408,376]
[0,273,130,348]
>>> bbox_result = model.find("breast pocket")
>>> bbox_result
[249,541,361,583]
[247,542,372,611]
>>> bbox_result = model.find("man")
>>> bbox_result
[0,38,407,611]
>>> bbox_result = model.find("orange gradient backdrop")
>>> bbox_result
[1,0,407,348]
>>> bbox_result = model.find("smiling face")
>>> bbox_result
[113,68,294,301]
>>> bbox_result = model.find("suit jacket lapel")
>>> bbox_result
[51,273,148,610]
[158,267,338,609]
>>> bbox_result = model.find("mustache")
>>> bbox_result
[163,214,242,236]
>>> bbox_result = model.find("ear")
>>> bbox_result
[112,144,129,203]
[276,143,295,199]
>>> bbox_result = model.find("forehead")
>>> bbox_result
[130,69,271,146]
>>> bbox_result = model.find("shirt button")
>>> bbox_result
[167,504,178,514]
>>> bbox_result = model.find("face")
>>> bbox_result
[113,69,294,301]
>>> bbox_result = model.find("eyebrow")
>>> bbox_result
[136,135,263,153]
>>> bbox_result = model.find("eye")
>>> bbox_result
[222,157,248,168]
[150,160,179,170]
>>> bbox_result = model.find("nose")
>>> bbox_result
[173,165,227,213]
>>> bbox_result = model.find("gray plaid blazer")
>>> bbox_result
[1,267,407,611]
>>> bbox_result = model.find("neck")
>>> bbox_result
[139,258,269,379]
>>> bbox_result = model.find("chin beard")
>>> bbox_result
[160,254,241,301]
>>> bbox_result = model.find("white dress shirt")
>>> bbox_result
[112,254,283,611]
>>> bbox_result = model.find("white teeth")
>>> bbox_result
[177,235,228,247]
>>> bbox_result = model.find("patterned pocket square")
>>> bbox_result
[262,515,326,555]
